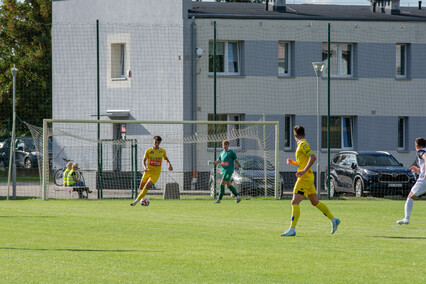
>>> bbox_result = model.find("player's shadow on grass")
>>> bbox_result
[0,247,155,253]
[373,236,426,240]
[0,196,40,200]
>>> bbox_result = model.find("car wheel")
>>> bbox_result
[24,158,32,168]
[329,178,337,198]
[355,179,364,198]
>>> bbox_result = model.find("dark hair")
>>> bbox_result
[293,125,305,137]
[415,137,426,148]
[153,136,162,142]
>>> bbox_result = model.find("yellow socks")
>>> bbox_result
[137,187,149,201]
[290,204,300,227]
[315,201,334,220]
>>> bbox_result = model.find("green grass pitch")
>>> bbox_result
[0,198,424,283]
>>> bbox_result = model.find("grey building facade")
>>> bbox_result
[52,0,426,180]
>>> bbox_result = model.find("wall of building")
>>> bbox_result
[194,18,426,170]
[52,0,192,25]
[51,0,194,174]
[51,1,426,175]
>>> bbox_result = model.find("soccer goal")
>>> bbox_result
[32,119,280,200]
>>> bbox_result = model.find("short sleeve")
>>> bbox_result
[232,150,237,161]
[302,142,314,157]
[417,150,426,159]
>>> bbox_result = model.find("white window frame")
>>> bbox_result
[321,116,354,150]
[284,115,294,150]
[107,33,131,89]
[278,41,291,76]
[398,117,407,150]
[322,43,353,78]
[207,113,243,150]
[209,41,241,76]
[396,43,407,78]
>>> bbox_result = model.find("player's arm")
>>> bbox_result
[164,156,173,171]
[409,165,420,173]
[235,159,245,176]
[143,157,148,172]
[296,154,316,177]
[287,158,298,166]
[208,158,221,166]
[421,150,426,178]
[411,150,425,174]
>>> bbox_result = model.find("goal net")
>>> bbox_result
[30,119,280,200]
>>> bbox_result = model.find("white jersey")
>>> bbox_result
[416,148,426,181]
[411,148,426,197]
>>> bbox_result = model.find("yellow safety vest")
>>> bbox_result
[63,169,71,186]
[67,169,76,186]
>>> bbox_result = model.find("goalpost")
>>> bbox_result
[36,119,280,200]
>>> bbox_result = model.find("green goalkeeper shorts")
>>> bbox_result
[222,170,233,182]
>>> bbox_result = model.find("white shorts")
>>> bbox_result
[411,179,426,197]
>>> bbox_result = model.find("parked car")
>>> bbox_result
[326,151,416,197]
[209,154,284,197]
[0,137,39,168]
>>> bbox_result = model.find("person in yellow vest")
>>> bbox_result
[67,163,85,187]
[63,161,73,186]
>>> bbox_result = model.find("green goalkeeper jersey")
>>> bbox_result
[218,149,237,173]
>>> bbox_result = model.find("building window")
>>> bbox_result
[396,44,407,78]
[107,33,130,88]
[322,43,353,77]
[284,115,294,150]
[208,114,242,149]
[209,41,241,75]
[278,41,291,76]
[398,117,407,150]
[111,43,126,79]
[321,116,354,149]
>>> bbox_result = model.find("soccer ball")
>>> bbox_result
[140,198,150,206]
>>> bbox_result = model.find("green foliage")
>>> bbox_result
[0,0,52,138]
[0,199,424,282]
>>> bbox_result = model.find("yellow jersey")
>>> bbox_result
[295,139,314,181]
[144,147,167,173]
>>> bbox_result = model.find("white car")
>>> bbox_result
[209,155,284,197]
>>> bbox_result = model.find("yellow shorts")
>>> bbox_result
[141,171,161,185]
[293,178,316,196]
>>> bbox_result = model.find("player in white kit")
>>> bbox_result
[396,137,426,225]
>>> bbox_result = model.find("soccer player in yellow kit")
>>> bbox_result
[130,136,173,206]
[281,125,340,236]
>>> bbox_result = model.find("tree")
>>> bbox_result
[0,0,51,138]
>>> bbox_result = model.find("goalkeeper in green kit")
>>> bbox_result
[208,140,243,204]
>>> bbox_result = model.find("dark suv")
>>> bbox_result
[0,137,39,168]
[327,151,416,197]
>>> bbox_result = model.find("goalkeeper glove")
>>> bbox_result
[240,169,245,176]
[207,160,214,165]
